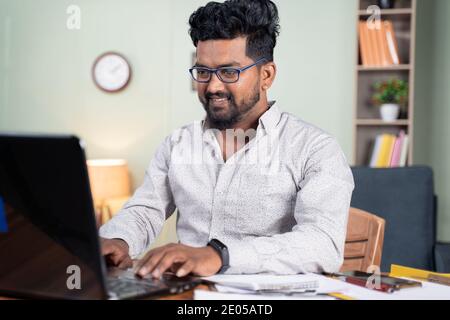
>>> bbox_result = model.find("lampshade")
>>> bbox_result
[87,159,131,202]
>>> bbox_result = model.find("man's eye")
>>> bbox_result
[220,69,237,77]
[197,70,209,76]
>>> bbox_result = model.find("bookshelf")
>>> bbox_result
[358,8,413,16]
[353,0,416,167]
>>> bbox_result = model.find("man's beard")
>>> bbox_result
[200,84,260,130]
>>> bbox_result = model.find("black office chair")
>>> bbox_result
[350,166,437,272]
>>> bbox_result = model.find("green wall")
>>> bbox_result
[0,0,357,184]
[430,0,450,242]
[1,0,449,242]
[0,0,174,188]
[415,0,450,242]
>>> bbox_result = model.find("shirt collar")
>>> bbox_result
[258,100,281,132]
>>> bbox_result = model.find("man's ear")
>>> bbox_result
[261,62,276,91]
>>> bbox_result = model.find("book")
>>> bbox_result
[374,26,385,66]
[378,22,392,66]
[375,134,388,168]
[368,25,381,66]
[376,134,396,168]
[390,131,405,167]
[385,20,400,65]
[380,21,394,65]
[358,20,400,67]
[359,21,370,66]
[369,132,409,168]
[399,134,409,166]
[375,134,388,167]
[389,137,400,167]
[362,21,375,66]
[385,135,397,166]
[370,135,383,167]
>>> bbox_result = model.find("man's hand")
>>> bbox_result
[100,237,133,269]
[134,243,222,278]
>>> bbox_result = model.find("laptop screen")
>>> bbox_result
[0,135,106,299]
[0,197,7,233]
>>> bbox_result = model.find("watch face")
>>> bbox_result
[93,52,131,92]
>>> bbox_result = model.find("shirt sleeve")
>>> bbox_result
[99,136,176,258]
[224,135,355,275]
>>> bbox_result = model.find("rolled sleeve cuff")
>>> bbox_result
[99,226,141,259]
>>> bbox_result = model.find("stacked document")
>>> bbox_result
[195,272,450,300]
[195,274,347,300]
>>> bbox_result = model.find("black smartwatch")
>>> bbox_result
[208,239,229,273]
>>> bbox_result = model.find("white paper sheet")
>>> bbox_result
[194,289,335,300]
[198,274,450,300]
[203,273,321,291]
[197,274,349,300]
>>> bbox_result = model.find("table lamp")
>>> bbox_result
[87,159,131,227]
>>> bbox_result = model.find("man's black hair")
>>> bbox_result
[189,0,280,62]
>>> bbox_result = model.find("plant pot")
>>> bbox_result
[377,0,396,9]
[380,103,400,122]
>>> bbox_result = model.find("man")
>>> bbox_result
[100,0,354,278]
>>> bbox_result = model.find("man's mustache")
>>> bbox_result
[205,92,232,100]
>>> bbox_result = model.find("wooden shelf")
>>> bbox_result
[357,64,411,71]
[353,0,416,167]
[356,119,410,126]
[358,8,413,16]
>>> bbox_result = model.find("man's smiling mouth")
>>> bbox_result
[209,97,229,107]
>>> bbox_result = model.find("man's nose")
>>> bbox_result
[206,72,226,93]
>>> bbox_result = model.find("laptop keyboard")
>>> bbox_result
[107,277,166,299]
[106,270,199,299]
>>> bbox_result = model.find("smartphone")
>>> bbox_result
[341,271,422,290]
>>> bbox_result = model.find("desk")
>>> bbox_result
[0,284,210,300]
[156,284,210,300]
[2,275,450,300]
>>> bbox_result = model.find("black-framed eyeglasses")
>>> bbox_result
[189,58,268,84]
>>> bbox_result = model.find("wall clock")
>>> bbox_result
[92,52,131,92]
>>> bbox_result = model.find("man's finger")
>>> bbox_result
[134,245,167,271]
[118,256,133,269]
[169,262,183,274]
[101,243,116,256]
[176,260,195,278]
[136,250,166,277]
[109,252,128,266]
[151,252,185,279]
[134,251,154,272]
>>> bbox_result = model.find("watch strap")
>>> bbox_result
[208,239,229,273]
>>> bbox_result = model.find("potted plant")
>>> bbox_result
[372,79,408,122]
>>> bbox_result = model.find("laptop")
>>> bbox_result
[0,134,201,300]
